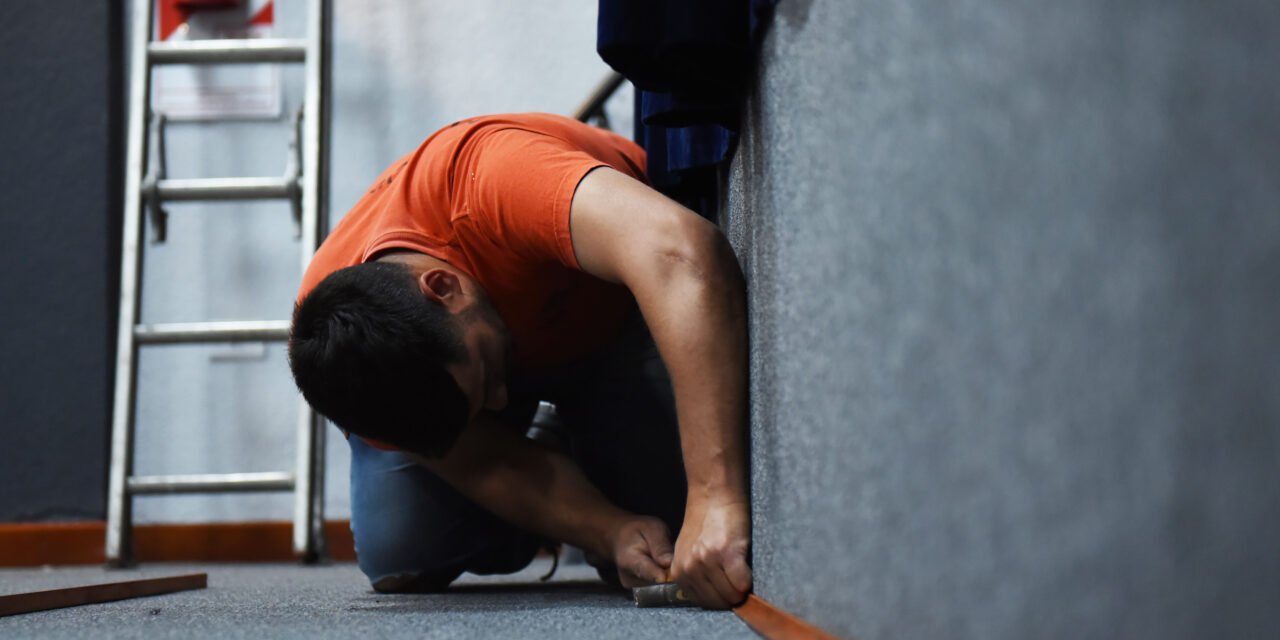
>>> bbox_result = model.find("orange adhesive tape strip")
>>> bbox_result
[733,594,843,640]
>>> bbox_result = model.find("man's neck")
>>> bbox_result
[373,249,449,272]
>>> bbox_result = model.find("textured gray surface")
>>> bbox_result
[724,0,1280,638]
[0,0,120,521]
[0,559,754,639]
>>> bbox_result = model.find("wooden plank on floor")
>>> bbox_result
[0,573,207,617]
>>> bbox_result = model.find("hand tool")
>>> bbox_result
[632,581,693,607]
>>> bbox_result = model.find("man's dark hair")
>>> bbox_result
[289,261,470,457]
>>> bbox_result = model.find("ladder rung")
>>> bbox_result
[156,177,298,202]
[134,320,290,345]
[127,472,296,495]
[148,39,307,65]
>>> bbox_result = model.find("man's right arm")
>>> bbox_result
[406,413,674,588]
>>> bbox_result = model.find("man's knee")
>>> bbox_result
[346,429,541,593]
[369,567,463,594]
[352,517,542,592]
[352,517,467,592]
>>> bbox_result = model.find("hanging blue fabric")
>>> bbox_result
[598,0,777,212]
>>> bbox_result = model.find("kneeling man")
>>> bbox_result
[289,113,750,609]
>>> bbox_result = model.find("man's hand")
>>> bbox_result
[609,515,675,589]
[671,499,752,609]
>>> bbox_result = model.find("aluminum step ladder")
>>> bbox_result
[106,0,333,566]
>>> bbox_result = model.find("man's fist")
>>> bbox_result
[670,500,752,609]
[609,515,675,589]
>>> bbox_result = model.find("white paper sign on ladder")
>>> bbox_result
[152,0,281,120]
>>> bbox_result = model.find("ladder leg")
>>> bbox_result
[106,0,157,568]
[293,407,328,562]
[104,341,138,567]
[292,404,327,562]
[310,414,328,559]
[294,0,333,564]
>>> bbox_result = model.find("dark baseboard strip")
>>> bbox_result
[0,521,356,566]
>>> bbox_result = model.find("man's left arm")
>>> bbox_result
[570,167,751,609]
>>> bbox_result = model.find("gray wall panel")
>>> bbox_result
[724,0,1280,637]
[0,1,121,521]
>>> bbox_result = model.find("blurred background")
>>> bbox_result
[0,0,632,528]
[2,1,1279,638]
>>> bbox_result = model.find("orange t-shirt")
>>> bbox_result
[298,113,646,372]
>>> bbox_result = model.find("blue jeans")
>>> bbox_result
[349,316,687,592]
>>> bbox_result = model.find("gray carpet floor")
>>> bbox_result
[0,559,757,639]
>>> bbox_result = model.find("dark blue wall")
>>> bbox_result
[0,1,122,521]
[725,0,1280,637]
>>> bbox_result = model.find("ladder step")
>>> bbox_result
[127,472,296,495]
[148,39,307,65]
[156,177,298,202]
[134,320,290,345]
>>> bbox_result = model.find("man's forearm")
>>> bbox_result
[632,230,750,506]
[410,416,630,558]
[567,167,751,507]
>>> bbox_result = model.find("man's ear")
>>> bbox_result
[417,268,464,308]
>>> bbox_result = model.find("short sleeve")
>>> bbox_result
[459,128,609,270]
